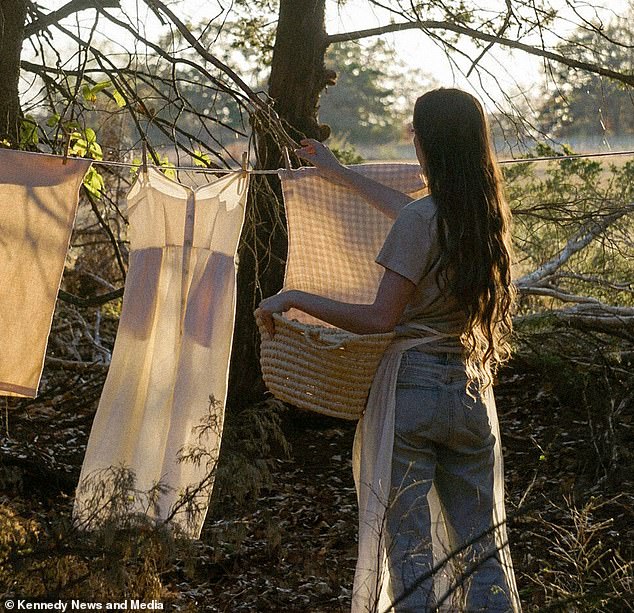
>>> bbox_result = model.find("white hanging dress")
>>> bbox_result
[74,168,248,538]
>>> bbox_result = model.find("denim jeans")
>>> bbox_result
[385,350,513,612]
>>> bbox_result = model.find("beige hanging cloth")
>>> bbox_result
[279,165,520,612]
[73,168,248,538]
[0,150,91,398]
[279,164,427,324]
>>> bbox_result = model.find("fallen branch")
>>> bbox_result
[518,286,604,305]
[515,203,634,288]
[57,288,124,307]
[514,304,634,340]
[44,357,109,371]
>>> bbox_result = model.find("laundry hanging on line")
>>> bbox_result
[73,167,249,538]
[0,149,92,398]
[279,163,427,325]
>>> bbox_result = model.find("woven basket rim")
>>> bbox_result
[269,312,394,340]
[257,312,394,420]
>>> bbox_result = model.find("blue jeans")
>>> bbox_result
[386,350,513,612]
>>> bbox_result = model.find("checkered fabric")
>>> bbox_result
[279,164,426,325]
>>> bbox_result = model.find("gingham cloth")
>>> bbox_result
[279,164,426,324]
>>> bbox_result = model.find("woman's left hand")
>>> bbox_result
[255,291,295,338]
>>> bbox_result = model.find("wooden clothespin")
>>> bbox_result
[141,140,148,177]
[236,151,249,194]
[62,131,72,165]
[282,146,292,171]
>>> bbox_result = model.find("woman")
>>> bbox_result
[257,88,520,612]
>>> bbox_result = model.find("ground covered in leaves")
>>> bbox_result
[1,339,633,611]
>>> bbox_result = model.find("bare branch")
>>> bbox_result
[86,7,248,104]
[135,0,267,112]
[466,0,515,78]
[326,19,634,87]
[518,286,604,305]
[84,188,127,278]
[515,304,634,340]
[25,0,120,37]
[44,356,109,371]
[57,288,124,307]
[20,59,249,138]
[549,272,634,294]
[515,203,634,287]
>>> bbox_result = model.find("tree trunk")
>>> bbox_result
[268,0,333,142]
[0,0,27,144]
[227,0,333,410]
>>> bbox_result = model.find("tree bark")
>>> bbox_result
[268,0,333,142]
[0,0,27,144]
[227,0,334,410]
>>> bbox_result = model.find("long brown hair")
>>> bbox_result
[413,88,515,388]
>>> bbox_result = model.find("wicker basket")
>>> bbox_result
[257,313,394,420]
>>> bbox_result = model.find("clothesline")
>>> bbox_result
[497,148,634,165]
[95,148,634,171]
[92,159,281,174]
[9,146,634,174]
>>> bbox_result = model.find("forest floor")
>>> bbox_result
[1,353,633,611]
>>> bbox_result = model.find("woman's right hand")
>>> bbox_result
[295,138,346,182]
[296,138,413,219]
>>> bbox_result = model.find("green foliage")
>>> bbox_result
[130,153,177,180]
[101,298,123,320]
[330,142,365,165]
[82,80,126,108]
[320,39,432,144]
[192,149,213,167]
[68,128,107,198]
[16,110,109,198]
[19,115,39,147]
[212,400,290,508]
[535,10,634,140]
[504,143,634,309]
[69,128,103,160]
[83,166,106,198]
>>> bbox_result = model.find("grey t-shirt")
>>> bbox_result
[375,195,467,352]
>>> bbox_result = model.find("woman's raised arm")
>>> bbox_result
[295,139,415,220]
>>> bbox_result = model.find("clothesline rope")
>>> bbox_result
[498,149,634,165]
[96,148,634,171]
[7,147,634,174]
[92,158,279,174]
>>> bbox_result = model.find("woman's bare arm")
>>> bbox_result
[296,139,416,220]
[256,268,416,336]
